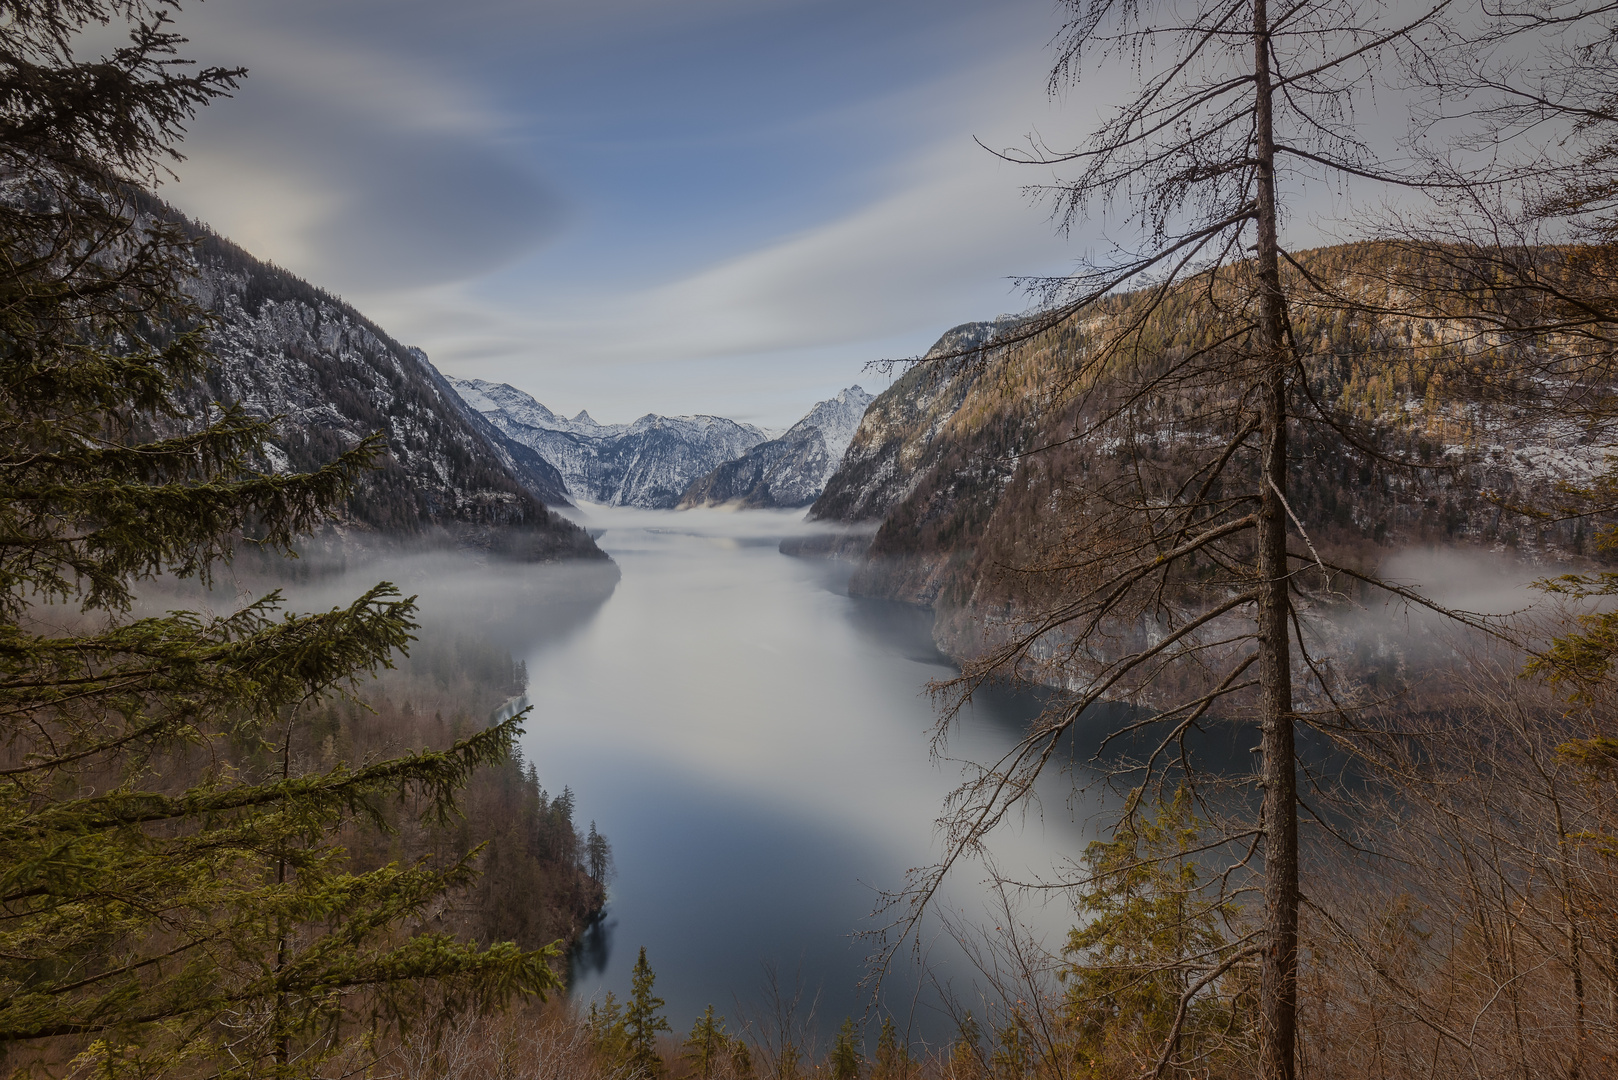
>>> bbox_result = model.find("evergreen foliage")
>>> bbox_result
[871,1016,910,1080]
[587,992,629,1066]
[585,949,671,1078]
[625,947,672,1077]
[728,1033,755,1079]
[586,819,612,883]
[682,1005,728,1079]
[1059,792,1252,1076]
[829,1016,861,1080]
[0,3,562,1076]
[989,1013,1029,1080]
[946,1013,981,1079]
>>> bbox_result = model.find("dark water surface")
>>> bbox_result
[520,507,1105,1047]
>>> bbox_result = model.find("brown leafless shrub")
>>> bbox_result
[1302,658,1618,1080]
[387,1001,633,1080]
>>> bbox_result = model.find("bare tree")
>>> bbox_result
[863,1,1528,1078]
[1291,644,1618,1080]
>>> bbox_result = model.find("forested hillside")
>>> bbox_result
[812,241,1610,657]
[307,629,606,953]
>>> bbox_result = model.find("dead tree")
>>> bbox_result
[864,2,1528,1078]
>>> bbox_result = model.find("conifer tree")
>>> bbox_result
[0,3,560,1077]
[947,1013,982,1079]
[625,947,671,1077]
[729,1034,756,1080]
[777,1040,802,1080]
[989,1013,1028,1080]
[589,992,630,1064]
[587,819,612,882]
[871,1017,909,1080]
[1060,792,1251,1074]
[683,1005,728,1080]
[829,1016,862,1080]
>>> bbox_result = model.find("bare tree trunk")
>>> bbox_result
[1251,0,1299,1076]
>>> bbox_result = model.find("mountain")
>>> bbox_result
[677,386,874,509]
[809,324,1016,526]
[170,205,602,561]
[808,244,1610,657]
[447,378,771,509]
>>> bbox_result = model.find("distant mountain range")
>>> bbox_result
[156,191,871,535]
[678,387,874,509]
[448,378,873,510]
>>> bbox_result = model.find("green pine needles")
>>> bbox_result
[588,948,672,1078]
[0,3,561,1077]
[1059,791,1255,1076]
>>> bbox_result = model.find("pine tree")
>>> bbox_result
[625,947,672,1077]
[989,1013,1028,1080]
[589,993,629,1064]
[1060,791,1250,1074]
[729,1035,756,1080]
[947,1013,983,1079]
[829,1016,862,1080]
[0,3,559,1077]
[587,819,613,882]
[777,1040,802,1080]
[683,1005,728,1079]
[871,1017,909,1080]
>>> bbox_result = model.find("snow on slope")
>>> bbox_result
[677,386,875,509]
[447,377,771,509]
[168,218,600,560]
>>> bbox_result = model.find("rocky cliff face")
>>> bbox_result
[808,251,1611,657]
[447,378,770,509]
[678,386,875,509]
[811,326,1014,526]
[176,218,601,561]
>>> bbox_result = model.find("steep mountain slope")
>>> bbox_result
[678,386,874,509]
[448,378,771,508]
[810,324,1018,525]
[171,209,601,560]
[810,244,1612,654]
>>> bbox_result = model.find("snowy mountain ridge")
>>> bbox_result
[677,386,875,509]
[447,377,772,508]
[167,209,600,561]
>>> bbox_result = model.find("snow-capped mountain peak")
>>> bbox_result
[677,385,876,509]
[446,376,771,508]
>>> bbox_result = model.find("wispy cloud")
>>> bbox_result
[159,0,1093,423]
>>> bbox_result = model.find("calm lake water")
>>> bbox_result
[140,505,1124,1050]
[514,506,1106,1048]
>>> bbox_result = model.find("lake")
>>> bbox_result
[515,505,1106,1050]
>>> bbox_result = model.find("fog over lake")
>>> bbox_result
[519,506,1099,1046]
[138,507,1119,1046]
[126,503,1562,1050]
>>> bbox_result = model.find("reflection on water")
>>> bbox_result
[134,512,1106,1045]
[522,506,1105,1044]
[571,915,614,982]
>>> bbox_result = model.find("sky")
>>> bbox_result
[151,0,1105,428]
